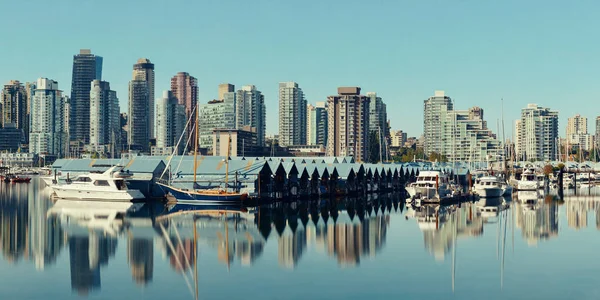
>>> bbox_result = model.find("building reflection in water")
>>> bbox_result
[0,185,30,264]
[514,200,558,246]
[127,237,154,285]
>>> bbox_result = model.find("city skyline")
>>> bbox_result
[3,1,600,138]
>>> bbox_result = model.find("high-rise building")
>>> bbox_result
[567,114,587,136]
[367,92,390,159]
[367,92,389,135]
[306,102,327,146]
[596,116,600,149]
[89,80,120,156]
[199,93,236,150]
[441,106,503,162]
[566,114,593,151]
[391,130,407,147]
[133,58,155,137]
[70,49,103,144]
[326,87,370,161]
[218,83,235,100]
[423,91,502,162]
[236,85,266,147]
[0,80,28,143]
[154,91,186,155]
[515,104,559,161]
[278,82,307,147]
[171,72,198,151]
[423,90,453,156]
[30,78,69,157]
[128,80,150,152]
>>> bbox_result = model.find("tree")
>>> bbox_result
[428,152,448,163]
[543,164,553,176]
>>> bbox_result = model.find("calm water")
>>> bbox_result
[2,179,600,300]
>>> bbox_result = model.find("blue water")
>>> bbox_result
[1,178,600,300]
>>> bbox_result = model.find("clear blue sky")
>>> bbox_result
[1,0,599,138]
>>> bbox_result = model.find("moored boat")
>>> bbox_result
[473,176,504,198]
[50,166,145,201]
[10,176,31,183]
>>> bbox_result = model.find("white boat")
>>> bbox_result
[405,170,452,201]
[517,168,539,191]
[50,166,144,201]
[501,182,513,196]
[473,176,504,198]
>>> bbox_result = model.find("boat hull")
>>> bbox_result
[517,181,538,191]
[158,183,246,204]
[51,186,145,201]
[474,187,503,198]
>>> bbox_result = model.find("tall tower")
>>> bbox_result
[0,80,28,143]
[29,78,69,157]
[70,49,102,144]
[306,102,327,146]
[326,87,370,161]
[171,72,198,152]
[155,91,186,154]
[133,58,155,137]
[278,82,306,147]
[423,91,453,156]
[236,85,266,147]
[128,80,150,152]
[90,80,120,156]
[515,104,559,161]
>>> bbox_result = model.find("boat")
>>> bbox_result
[10,176,31,183]
[517,167,539,191]
[157,104,248,204]
[405,170,452,202]
[473,176,504,198]
[50,165,145,201]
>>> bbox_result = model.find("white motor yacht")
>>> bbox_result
[405,170,452,201]
[517,168,539,191]
[473,176,504,198]
[50,166,144,201]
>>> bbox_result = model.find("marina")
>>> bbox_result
[2,178,600,299]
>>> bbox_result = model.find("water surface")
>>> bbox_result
[1,179,600,300]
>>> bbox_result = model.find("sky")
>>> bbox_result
[1,0,600,138]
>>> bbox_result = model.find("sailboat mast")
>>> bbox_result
[193,104,199,184]
[225,132,231,191]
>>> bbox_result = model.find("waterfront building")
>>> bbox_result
[29,78,69,158]
[236,85,266,147]
[306,102,327,146]
[70,49,103,144]
[212,127,258,157]
[567,114,587,136]
[326,87,370,161]
[154,91,186,155]
[218,83,234,100]
[128,80,150,153]
[133,58,155,137]
[423,90,453,156]
[89,80,120,157]
[171,72,198,151]
[278,82,306,147]
[515,104,559,161]
[1,80,28,143]
[199,93,236,150]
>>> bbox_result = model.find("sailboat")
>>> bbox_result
[158,103,248,204]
